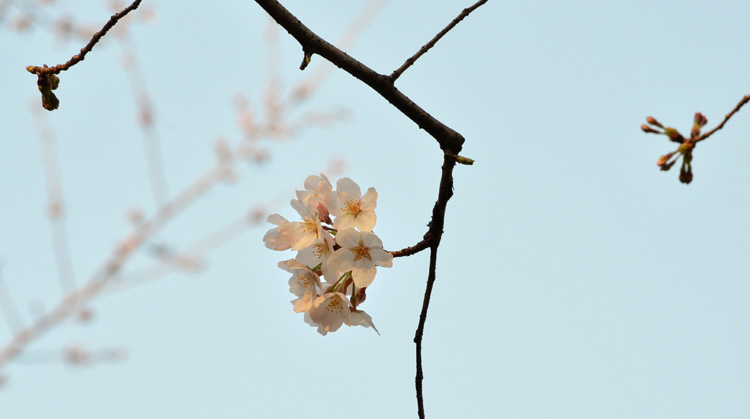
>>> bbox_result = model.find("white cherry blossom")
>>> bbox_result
[279,259,322,313]
[308,292,351,335]
[326,228,393,288]
[295,230,337,282]
[278,199,324,251]
[296,173,334,210]
[263,213,291,250]
[331,177,377,232]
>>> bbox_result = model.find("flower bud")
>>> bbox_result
[316,201,332,225]
[693,112,707,127]
[664,127,684,143]
[679,167,693,184]
[657,153,674,166]
[641,124,660,134]
[691,112,708,138]
[646,116,663,128]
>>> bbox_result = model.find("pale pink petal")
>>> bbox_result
[350,310,380,335]
[336,177,361,200]
[326,246,354,275]
[359,187,378,210]
[292,287,315,313]
[370,248,393,267]
[355,210,377,232]
[361,231,384,249]
[279,222,317,251]
[333,212,357,230]
[290,199,313,218]
[266,213,288,226]
[263,227,290,250]
[351,267,376,288]
[335,228,361,248]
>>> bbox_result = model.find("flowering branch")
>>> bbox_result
[25,0,143,110]
[254,1,481,417]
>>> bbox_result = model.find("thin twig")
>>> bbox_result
[697,94,750,143]
[389,0,489,82]
[389,239,431,258]
[26,0,143,75]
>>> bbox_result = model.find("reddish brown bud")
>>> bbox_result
[646,116,663,128]
[657,153,674,166]
[641,124,660,134]
[693,112,707,127]
[679,168,693,184]
[664,127,684,143]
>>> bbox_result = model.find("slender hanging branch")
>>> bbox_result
[389,0,489,82]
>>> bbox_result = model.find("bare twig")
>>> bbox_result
[696,94,750,143]
[254,0,466,153]
[389,0,489,82]
[25,0,143,76]
[389,239,431,258]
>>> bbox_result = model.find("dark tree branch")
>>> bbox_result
[254,0,465,153]
[696,94,750,143]
[389,0,489,82]
[26,0,143,76]
[253,2,477,417]
[389,239,431,258]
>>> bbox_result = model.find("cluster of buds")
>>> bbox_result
[641,112,708,184]
[27,66,60,111]
[264,174,393,335]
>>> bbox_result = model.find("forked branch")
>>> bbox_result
[253,2,480,417]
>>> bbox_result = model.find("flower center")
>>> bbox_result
[326,297,343,313]
[351,245,371,262]
[343,199,360,214]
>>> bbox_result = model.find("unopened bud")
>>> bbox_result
[657,153,674,166]
[49,74,60,90]
[641,124,660,134]
[664,127,684,143]
[693,112,707,127]
[646,116,663,128]
[455,155,474,165]
[679,167,693,184]
[316,201,332,224]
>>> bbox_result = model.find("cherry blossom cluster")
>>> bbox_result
[264,174,393,335]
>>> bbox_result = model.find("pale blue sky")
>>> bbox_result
[2,1,750,418]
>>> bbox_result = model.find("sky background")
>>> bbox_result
[2,0,750,418]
